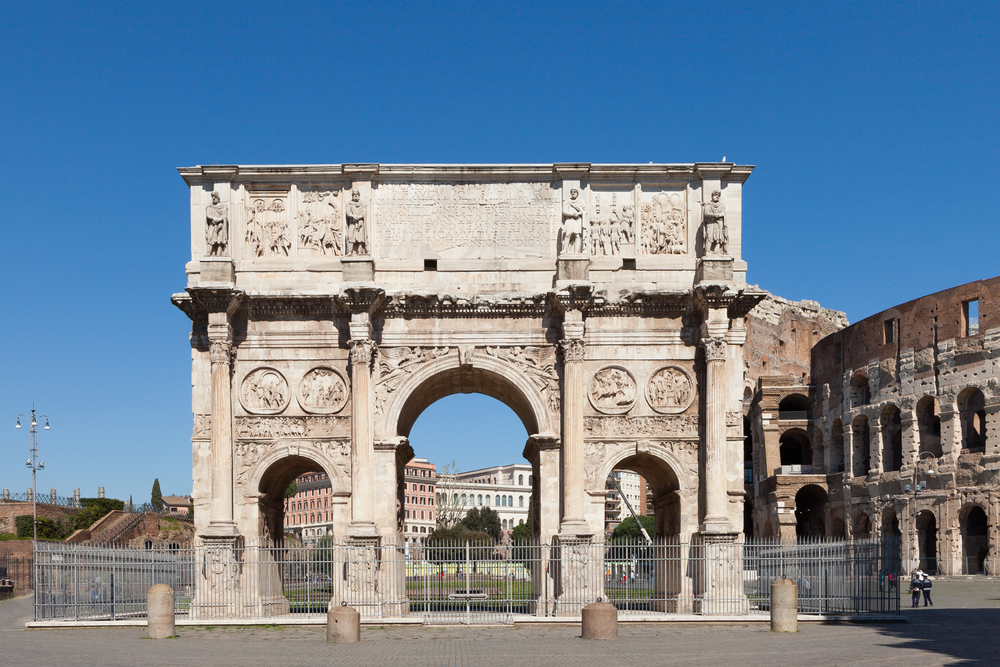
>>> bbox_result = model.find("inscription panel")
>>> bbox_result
[375,182,558,259]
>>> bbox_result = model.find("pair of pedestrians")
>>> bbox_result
[909,570,933,607]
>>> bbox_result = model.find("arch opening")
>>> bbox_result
[778,393,810,416]
[779,428,812,468]
[959,388,987,453]
[850,373,871,407]
[852,416,871,476]
[794,484,828,538]
[961,505,989,574]
[881,404,903,472]
[605,453,682,539]
[829,420,845,473]
[916,396,942,458]
[915,510,938,574]
[257,455,334,547]
[403,388,533,550]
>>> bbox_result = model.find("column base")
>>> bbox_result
[346,521,379,538]
[200,521,241,539]
[699,516,732,534]
[342,256,375,282]
[556,254,590,282]
[696,255,733,284]
[190,536,244,620]
[695,532,748,616]
[553,534,598,616]
[199,257,235,285]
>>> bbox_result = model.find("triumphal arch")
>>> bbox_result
[172,162,764,616]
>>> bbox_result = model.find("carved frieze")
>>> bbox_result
[485,346,560,412]
[297,190,341,256]
[375,182,557,260]
[240,368,290,415]
[235,416,350,439]
[584,415,699,438]
[589,193,633,256]
[646,366,695,414]
[205,191,228,257]
[588,366,637,415]
[639,186,687,255]
[374,346,450,416]
[193,414,211,439]
[702,189,728,255]
[297,367,349,414]
[245,194,290,258]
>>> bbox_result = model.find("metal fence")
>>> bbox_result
[1,551,33,601]
[33,537,899,623]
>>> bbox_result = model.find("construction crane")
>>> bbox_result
[608,475,652,544]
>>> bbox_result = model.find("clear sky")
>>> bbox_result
[1,2,997,503]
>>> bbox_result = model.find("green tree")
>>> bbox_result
[285,481,298,498]
[425,526,494,561]
[72,498,125,531]
[458,506,502,543]
[610,515,655,541]
[15,515,67,539]
[151,479,163,512]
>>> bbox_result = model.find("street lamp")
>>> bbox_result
[16,407,50,542]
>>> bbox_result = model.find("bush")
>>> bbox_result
[424,527,495,561]
[15,515,68,539]
[73,498,125,531]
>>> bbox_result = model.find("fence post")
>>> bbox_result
[147,584,175,638]
[771,578,797,632]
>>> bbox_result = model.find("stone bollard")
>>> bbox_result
[327,602,361,643]
[147,584,175,639]
[581,598,619,640]
[770,578,798,632]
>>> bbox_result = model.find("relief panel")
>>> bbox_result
[645,365,696,414]
[637,185,687,255]
[588,189,636,257]
[588,366,637,415]
[245,192,291,258]
[375,182,558,260]
[239,368,290,415]
[297,367,349,415]
[296,189,342,256]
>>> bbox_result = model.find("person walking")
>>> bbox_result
[909,572,922,608]
[920,572,933,607]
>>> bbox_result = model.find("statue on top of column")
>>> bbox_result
[702,189,728,255]
[346,188,369,256]
[560,188,586,254]
[205,191,229,256]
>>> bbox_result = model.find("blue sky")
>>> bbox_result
[1,1,997,502]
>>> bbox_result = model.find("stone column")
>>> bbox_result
[523,434,561,616]
[843,426,855,478]
[900,410,918,473]
[203,336,237,536]
[701,335,730,533]
[347,313,378,538]
[939,409,962,470]
[559,310,589,535]
[982,404,1000,467]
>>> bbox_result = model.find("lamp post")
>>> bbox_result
[904,451,935,573]
[16,407,50,541]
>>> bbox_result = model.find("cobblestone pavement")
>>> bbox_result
[3,579,999,667]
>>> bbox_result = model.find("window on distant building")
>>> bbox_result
[964,299,980,336]
[519,496,524,507]
[518,474,523,485]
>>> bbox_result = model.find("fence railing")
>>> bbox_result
[33,537,900,623]
[0,494,82,508]
[0,552,33,600]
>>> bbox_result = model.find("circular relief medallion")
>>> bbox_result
[239,367,290,415]
[297,367,349,415]
[646,365,695,414]
[588,366,637,415]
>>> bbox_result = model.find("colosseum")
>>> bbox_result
[745,277,999,576]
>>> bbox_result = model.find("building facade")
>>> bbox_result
[746,278,1000,576]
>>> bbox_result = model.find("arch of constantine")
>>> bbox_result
[172,162,765,616]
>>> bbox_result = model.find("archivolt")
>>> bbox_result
[378,350,555,438]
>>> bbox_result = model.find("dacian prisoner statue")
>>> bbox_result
[173,161,763,618]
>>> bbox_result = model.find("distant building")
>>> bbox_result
[161,495,192,515]
[283,471,334,546]
[434,463,533,539]
[605,470,646,531]
[402,458,437,554]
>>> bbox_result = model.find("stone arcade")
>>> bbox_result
[172,163,765,617]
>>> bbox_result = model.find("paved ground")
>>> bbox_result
[3,579,999,666]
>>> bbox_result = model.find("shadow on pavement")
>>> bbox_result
[872,606,1000,666]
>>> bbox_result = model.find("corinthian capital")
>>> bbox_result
[701,336,727,361]
[560,338,586,362]
[209,339,233,364]
[350,339,377,365]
